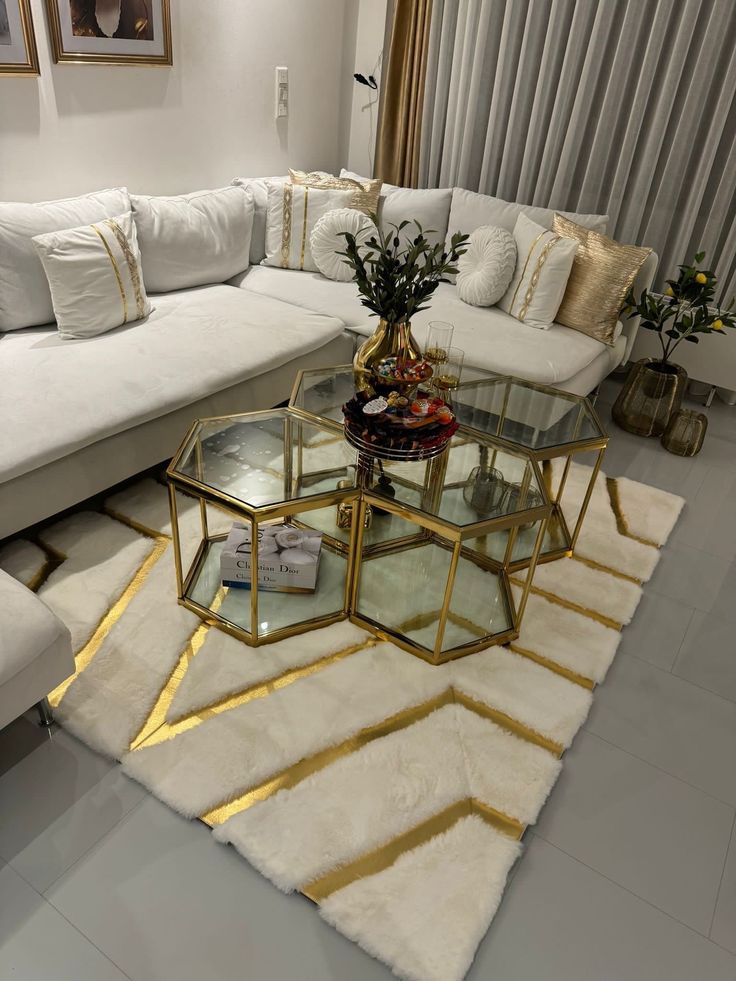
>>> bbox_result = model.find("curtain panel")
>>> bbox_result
[415,0,736,297]
[375,0,434,187]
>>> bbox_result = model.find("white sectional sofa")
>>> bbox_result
[0,175,656,540]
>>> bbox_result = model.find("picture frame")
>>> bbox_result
[45,0,172,66]
[0,0,40,75]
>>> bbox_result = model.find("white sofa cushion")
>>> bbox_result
[350,282,617,386]
[456,225,517,306]
[0,569,72,688]
[340,170,452,250]
[263,182,357,272]
[310,208,376,282]
[445,187,608,252]
[231,176,288,265]
[238,265,368,327]
[131,186,254,293]
[0,187,131,332]
[0,285,345,485]
[32,211,151,339]
[497,214,578,329]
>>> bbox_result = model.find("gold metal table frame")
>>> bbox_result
[166,366,605,665]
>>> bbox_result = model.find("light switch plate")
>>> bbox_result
[275,66,288,119]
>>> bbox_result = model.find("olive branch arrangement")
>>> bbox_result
[338,220,469,325]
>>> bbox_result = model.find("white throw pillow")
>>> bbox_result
[0,187,131,331]
[340,170,452,250]
[498,213,578,329]
[262,182,357,272]
[456,225,517,306]
[445,187,609,256]
[231,175,288,265]
[131,186,254,293]
[32,211,151,340]
[310,208,376,282]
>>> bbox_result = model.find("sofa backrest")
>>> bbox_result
[231,175,288,265]
[445,187,609,253]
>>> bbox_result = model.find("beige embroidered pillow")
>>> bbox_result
[32,211,151,339]
[289,169,382,216]
[553,214,652,345]
[498,213,578,330]
[263,182,357,272]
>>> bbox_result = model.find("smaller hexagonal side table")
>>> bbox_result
[350,433,551,664]
[451,375,608,569]
[167,407,360,645]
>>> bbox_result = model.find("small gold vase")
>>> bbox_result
[353,318,421,391]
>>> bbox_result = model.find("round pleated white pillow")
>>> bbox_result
[456,225,517,306]
[310,208,376,282]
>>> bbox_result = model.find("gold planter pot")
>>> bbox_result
[612,358,688,437]
[353,318,421,391]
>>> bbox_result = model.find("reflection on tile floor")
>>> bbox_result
[1,377,735,978]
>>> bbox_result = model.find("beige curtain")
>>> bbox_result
[375,0,433,187]
[418,0,736,297]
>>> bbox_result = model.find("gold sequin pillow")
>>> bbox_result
[289,169,382,216]
[497,213,579,330]
[553,214,652,345]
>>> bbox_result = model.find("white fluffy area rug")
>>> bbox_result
[1,465,684,981]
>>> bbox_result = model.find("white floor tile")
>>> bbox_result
[711,818,736,955]
[0,726,112,864]
[9,766,146,894]
[673,610,736,703]
[586,653,736,806]
[470,836,736,981]
[0,863,129,980]
[46,795,390,981]
[535,731,734,933]
[619,591,695,670]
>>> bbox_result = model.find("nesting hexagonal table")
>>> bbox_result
[167,365,604,665]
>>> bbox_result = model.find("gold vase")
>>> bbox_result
[612,358,688,437]
[353,318,421,391]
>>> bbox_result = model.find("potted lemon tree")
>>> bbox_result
[613,253,735,436]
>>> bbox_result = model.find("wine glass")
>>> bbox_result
[424,322,454,368]
[433,347,464,394]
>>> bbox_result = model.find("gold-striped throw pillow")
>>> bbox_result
[262,181,358,272]
[498,213,579,330]
[32,211,150,339]
[289,169,382,216]
[553,214,652,345]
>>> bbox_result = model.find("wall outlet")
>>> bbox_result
[275,66,288,119]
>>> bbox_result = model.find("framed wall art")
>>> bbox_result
[0,0,40,75]
[46,0,172,65]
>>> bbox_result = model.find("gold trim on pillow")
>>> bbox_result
[289,169,382,216]
[518,235,560,321]
[507,229,546,317]
[280,183,293,268]
[91,223,128,324]
[299,186,310,271]
[553,213,651,345]
[105,218,146,320]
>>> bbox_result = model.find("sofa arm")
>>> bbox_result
[620,251,658,363]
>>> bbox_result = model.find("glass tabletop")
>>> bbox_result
[289,364,356,429]
[452,376,605,453]
[169,408,356,510]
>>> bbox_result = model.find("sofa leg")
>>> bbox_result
[36,697,54,727]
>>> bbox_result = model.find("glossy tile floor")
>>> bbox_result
[1,377,735,980]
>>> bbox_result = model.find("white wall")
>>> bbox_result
[344,0,387,178]
[0,0,352,200]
